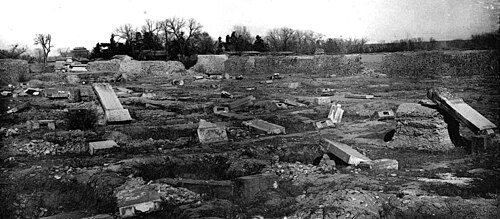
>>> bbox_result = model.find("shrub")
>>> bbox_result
[66,107,99,130]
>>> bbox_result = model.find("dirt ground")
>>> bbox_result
[1,54,500,219]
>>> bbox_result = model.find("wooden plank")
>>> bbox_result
[93,83,124,110]
[322,139,371,165]
[429,90,497,134]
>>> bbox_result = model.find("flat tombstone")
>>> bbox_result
[315,96,332,105]
[89,140,119,155]
[243,119,286,135]
[197,119,228,143]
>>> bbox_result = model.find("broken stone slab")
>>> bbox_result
[217,112,253,120]
[322,139,371,166]
[469,135,493,154]
[359,159,398,170]
[374,110,395,120]
[243,119,286,135]
[293,115,315,124]
[283,99,306,107]
[197,119,228,143]
[234,173,278,199]
[290,109,316,115]
[229,95,255,111]
[26,120,56,130]
[117,186,162,218]
[213,106,229,114]
[314,96,333,105]
[328,103,344,123]
[275,102,288,109]
[345,94,375,99]
[221,90,233,98]
[6,102,30,114]
[315,120,335,129]
[44,88,70,99]
[89,140,119,155]
[428,87,497,135]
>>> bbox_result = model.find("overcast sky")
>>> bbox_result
[0,0,498,53]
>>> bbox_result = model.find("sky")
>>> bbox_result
[0,0,499,54]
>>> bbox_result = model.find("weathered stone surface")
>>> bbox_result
[388,103,454,151]
[197,119,228,143]
[322,139,371,165]
[234,173,278,199]
[243,119,286,135]
[88,140,119,155]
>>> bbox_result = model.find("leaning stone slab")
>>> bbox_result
[93,83,132,123]
[243,119,286,135]
[322,139,371,165]
[428,87,497,135]
[328,103,344,123]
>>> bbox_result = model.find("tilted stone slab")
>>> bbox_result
[322,139,371,165]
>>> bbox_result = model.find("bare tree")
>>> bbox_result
[266,27,295,51]
[0,44,27,59]
[57,47,71,57]
[114,24,137,43]
[232,25,253,43]
[34,34,53,66]
[162,17,203,56]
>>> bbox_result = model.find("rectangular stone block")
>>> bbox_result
[345,94,375,99]
[376,110,395,120]
[322,139,371,165]
[283,99,306,107]
[359,159,398,170]
[243,119,286,135]
[89,140,119,155]
[314,96,332,105]
[234,173,278,199]
[197,119,228,143]
[316,120,335,129]
[213,106,229,114]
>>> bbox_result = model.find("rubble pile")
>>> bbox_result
[115,177,201,207]
[16,138,88,156]
[87,60,120,72]
[265,162,326,180]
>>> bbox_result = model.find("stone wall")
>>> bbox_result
[191,55,228,74]
[0,59,29,85]
[87,60,185,78]
[224,55,363,75]
[381,50,499,78]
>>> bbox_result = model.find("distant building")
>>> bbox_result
[71,47,90,59]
